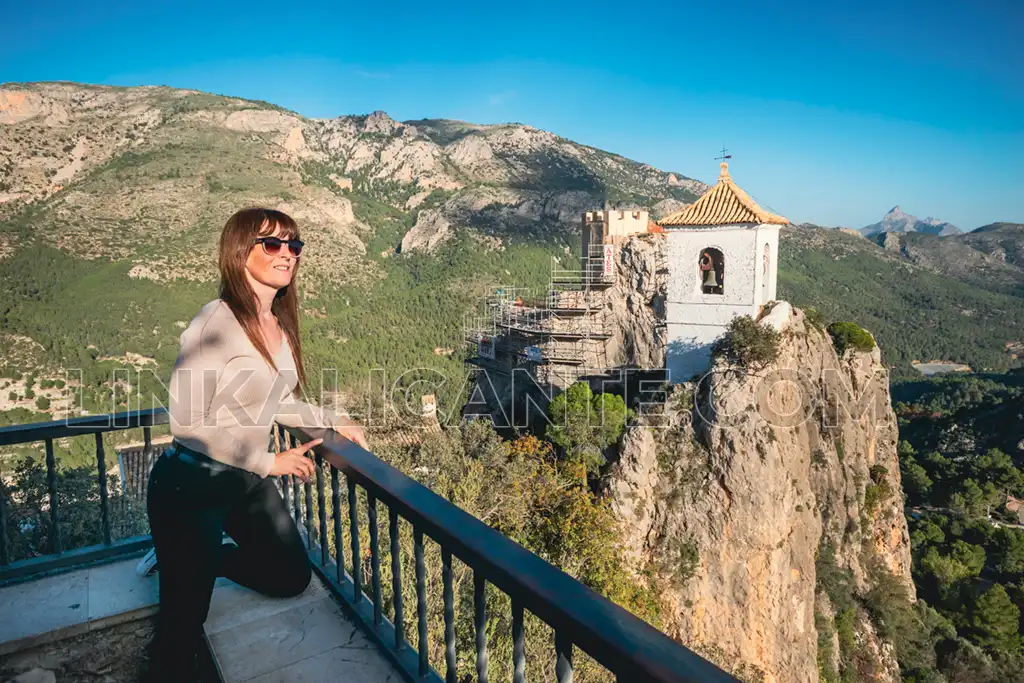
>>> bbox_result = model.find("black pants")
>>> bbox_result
[146,444,311,682]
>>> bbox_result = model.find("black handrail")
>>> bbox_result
[0,408,170,582]
[0,407,169,446]
[290,424,737,683]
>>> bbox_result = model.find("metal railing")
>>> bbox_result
[278,422,737,683]
[0,409,737,682]
[0,408,169,583]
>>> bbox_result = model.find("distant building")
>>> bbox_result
[581,209,652,256]
[421,393,438,420]
[1006,494,1024,524]
[661,162,789,381]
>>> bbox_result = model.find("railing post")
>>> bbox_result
[443,548,456,683]
[389,508,404,651]
[414,528,429,678]
[316,454,328,567]
[556,631,573,683]
[276,426,290,513]
[347,475,361,604]
[512,599,525,683]
[95,433,112,546]
[298,434,314,547]
[0,478,9,566]
[475,573,489,683]
[368,493,382,628]
[331,466,344,584]
[291,474,302,526]
[143,426,152,452]
[44,439,61,554]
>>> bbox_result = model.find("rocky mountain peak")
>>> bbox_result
[362,110,402,135]
[861,206,961,237]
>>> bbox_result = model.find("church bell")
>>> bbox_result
[703,268,719,288]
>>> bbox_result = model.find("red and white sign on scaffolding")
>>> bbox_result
[602,244,615,277]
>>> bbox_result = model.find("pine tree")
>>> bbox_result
[969,585,1022,656]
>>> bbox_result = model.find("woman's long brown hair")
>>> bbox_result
[218,207,308,395]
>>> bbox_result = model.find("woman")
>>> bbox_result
[142,207,368,682]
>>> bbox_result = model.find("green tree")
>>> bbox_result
[950,540,986,577]
[949,479,987,519]
[35,395,51,411]
[903,460,934,501]
[910,519,945,551]
[711,315,781,369]
[920,547,979,592]
[993,528,1024,580]
[865,561,956,680]
[972,449,1021,493]
[827,321,876,355]
[545,383,632,475]
[968,585,1021,656]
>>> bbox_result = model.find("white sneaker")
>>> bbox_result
[136,547,159,577]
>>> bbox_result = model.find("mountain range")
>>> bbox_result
[0,82,704,288]
[859,205,961,237]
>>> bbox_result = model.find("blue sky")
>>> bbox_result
[3,0,1022,228]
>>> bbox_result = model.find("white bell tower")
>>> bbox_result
[660,162,789,382]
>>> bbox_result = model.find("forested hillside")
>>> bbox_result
[780,226,1024,380]
[886,371,1024,682]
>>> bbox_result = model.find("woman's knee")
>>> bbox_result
[272,555,311,598]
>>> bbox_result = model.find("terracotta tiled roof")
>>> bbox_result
[661,163,789,227]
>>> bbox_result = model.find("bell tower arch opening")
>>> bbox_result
[699,248,725,295]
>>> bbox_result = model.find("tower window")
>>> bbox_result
[699,248,724,295]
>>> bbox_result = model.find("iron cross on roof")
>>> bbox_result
[714,146,732,161]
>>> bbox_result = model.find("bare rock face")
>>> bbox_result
[222,109,303,134]
[652,197,689,220]
[401,209,453,254]
[605,234,668,369]
[607,305,913,683]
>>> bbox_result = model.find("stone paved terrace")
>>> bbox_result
[0,555,401,682]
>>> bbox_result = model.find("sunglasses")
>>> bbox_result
[255,236,304,257]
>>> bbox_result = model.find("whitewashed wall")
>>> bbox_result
[663,224,780,382]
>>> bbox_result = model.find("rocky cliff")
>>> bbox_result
[606,299,914,682]
[459,234,916,680]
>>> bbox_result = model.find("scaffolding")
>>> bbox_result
[464,243,617,383]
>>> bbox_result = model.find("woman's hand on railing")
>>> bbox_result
[269,437,322,482]
[330,415,369,450]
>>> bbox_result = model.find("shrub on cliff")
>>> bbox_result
[803,306,827,331]
[827,322,876,356]
[712,315,781,369]
[546,382,632,475]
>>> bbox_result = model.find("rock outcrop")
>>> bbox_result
[606,303,913,683]
[605,234,668,369]
[401,209,453,254]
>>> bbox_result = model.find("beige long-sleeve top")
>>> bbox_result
[168,299,345,477]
